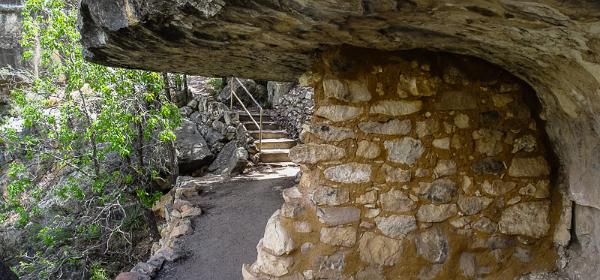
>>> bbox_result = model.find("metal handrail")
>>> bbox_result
[229,78,263,152]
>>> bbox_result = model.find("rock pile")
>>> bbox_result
[176,91,255,176]
[269,83,314,139]
[116,176,205,280]
[243,49,568,279]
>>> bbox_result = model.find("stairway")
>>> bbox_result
[238,111,296,163]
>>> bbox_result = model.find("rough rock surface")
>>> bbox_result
[175,119,213,173]
[207,141,248,176]
[78,0,600,213]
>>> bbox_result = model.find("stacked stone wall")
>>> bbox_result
[244,48,565,279]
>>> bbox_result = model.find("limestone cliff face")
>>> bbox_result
[0,0,23,106]
[78,1,600,278]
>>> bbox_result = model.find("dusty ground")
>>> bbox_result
[155,166,298,280]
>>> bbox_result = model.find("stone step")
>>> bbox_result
[259,149,291,163]
[238,113,274,122]
[249,130,289,139]
[243,121,279,130]
[256,138,297,149]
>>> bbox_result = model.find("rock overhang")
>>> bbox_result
[78,0,600,209]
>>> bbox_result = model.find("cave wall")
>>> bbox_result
[243,48,567,279]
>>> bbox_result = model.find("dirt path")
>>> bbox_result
[155,166,298,280]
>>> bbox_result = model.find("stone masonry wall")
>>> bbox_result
[243,48,565,280]
[271,84,315,140]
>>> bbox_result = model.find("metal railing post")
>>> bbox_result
[228,78,265,153]
[259,108,263,152]
[229,78,233,110]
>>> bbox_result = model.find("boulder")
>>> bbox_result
[208,141,248,176]
[175,119,213,173]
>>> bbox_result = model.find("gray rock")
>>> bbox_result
[417,179,458,204]
[416,226,449,263]
[207,141,248,176]
[358,232,403,266]
[471,158,505,174]
[433,160,457,178]
[384,137,425,165]
[317,207,361,226]
[473,129,504,156]
[432,138,450,150]
[472,217,498,234]
[320,226,357,247]
[356,140,381,159]
[289,143,345,164]
[508,157,550,177]
[416,119,440,138]
[323,78,371,103]
[417,204,458,222]
[324,163,372,184]
[375,215,417,239]
[315,105,362,122]
[512,135,537,153]
[380,189,417,212]
[499,201,551,238]
[255,241,294,277]
[175,119,214,173]
[311,186,350,206]
[369,100,423,116]
[457,195,493,215]
[381,164,411,183]
[262,210,295,256]
[302,124,356,142]
[359,119,411,135]
[267,81,294,105]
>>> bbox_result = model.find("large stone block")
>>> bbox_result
[289,143,345,164]
[320,226,357,247]
[375,215,417,239]
[358,232,403,266]
[324,163,372,183]
[498,201,550,238]
[317,207,361,226]
[384,138,425,165]
[358,119,411,135]
[315,105,362,122]
[369,100,423,116]
[262,210,295,256]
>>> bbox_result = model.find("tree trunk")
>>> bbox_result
[143,208,160,242]
[183,74,190,104]
[162,72,172,102]
[168,140,178,186]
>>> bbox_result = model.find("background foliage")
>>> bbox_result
[0,0,182,278]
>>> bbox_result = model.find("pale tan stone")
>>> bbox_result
[289,143,345,164]
[356,140,381,159]
[315,105,362,122]
[320,226,357,247]
[369,100,423,116]
[358,232,403,266]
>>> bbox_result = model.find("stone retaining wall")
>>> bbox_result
[270,83,314,139]
[243,48,567,279]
